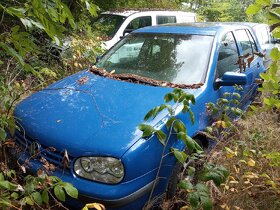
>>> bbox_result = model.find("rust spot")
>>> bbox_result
[77,76,89,85]
[88,66,203,89]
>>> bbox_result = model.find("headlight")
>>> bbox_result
[74,157,124,184]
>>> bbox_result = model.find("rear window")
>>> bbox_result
[157,16,177,24]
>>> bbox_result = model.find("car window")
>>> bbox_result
[105,38,144,64]
[125,16,152,33]
[234,29,253,55]
[216,32,239,78]
[97,34,214,85]
[157,16,176,24]
[93,14,126,37]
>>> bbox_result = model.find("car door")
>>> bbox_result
[233,29,262,108]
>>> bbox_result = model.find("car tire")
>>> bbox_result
[166,161,183,199]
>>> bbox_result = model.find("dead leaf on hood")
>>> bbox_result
[77,76,89,85]
[62,149,70,168]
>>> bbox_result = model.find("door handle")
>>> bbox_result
[257,62,260,69]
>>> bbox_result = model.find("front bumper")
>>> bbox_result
[15,146,161,209]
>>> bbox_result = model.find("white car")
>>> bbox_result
[94,10,197,49]
[245,23,278,70]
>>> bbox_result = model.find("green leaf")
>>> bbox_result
[255,0,271,6]
[164,93,173,102]
[61,3,75,28]
[62,183,78,199]
[172,149,187,164]
[186,136,195,151]
[32,192,42,205]
[178,180,193,190]
[196,183,213,210]
[0,173,4,181]
[199,165,229,186]
[54,185,65,201]
[144,105,167,121]
[232,92,241,99]
[6,7,26,18]
[155,130,166,145]
[188,191,199,208]
[166,117,177,129]
[189,110,195,125]
[260,72,270,81]
[11,192,19,199]
[0,42,24,65]
[85,1,97,16]
[25,196,34,206]
[138,124,155,138]
[0,180,17,190]
[272,26,280,38]
[270,47,280,61]
[177,131,187,144]
[42,189,49,204]
[20,18,45,30]
[0,128,7,142]
[173,119,186,133]
[246,4,262,15]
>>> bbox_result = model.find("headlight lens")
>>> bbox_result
[74,157,124,184]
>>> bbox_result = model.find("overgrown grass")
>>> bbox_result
[208,110,280,210]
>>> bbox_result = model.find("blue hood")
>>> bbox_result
[15,70,202,158]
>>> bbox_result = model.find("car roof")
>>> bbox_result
[219,22,269,28]
[132,22,250,36]
[101,9,196,17]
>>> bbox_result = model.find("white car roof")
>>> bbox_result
[101,10,196,17]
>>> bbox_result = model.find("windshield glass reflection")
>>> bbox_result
[96,33,214,85]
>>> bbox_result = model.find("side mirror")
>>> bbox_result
[215,72,247,89]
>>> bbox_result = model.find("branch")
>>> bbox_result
[271,3,280,9]
[270,22,280,32]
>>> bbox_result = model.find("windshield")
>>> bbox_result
[96,33,214,85]
[93,14,126,38]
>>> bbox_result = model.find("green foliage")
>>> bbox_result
[0,78,20,142]
[258,48,280,112]
[198,164,229,186]
[0,170,78,208]
[140,88,230,209]
[94,0,181,10]
[139,88,200,154]
[189,0,265,22]
[205,89,244,140]
[246,0,280,121]
[178,181,213,210]
[263,152,280,167]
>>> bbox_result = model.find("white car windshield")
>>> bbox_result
[96,33,214,85]
[93,14,126,37]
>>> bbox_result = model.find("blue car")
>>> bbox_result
[14,23,265,209]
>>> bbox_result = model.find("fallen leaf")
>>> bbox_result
[83,203,105,210]
[77,76,89,85]
[62,149,70,168]
[247,158,256,167]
